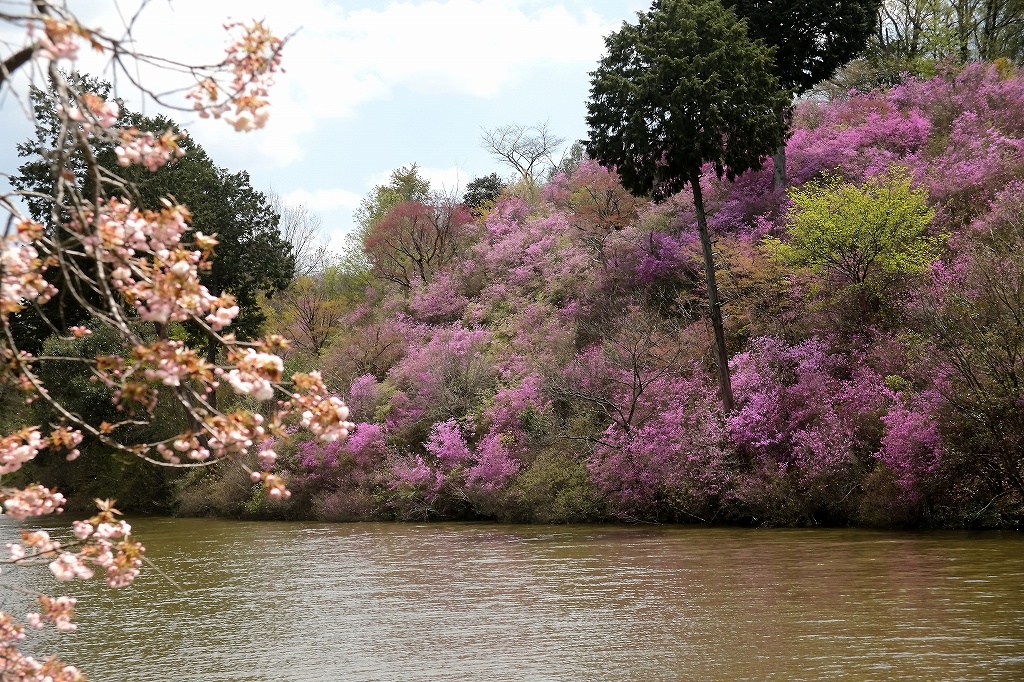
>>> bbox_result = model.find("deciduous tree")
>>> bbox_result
[353,163,431,233]
[765,166,940,287]
[363,198,474,289]
[268,191,331,277]
[481,121,564,188]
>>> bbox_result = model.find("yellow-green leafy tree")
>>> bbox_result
[765,166,942,288]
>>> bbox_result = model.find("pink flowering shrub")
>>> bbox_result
[346,374,385,423]
[287,423,388,521]
[587,373,729,520]
[484,374,551,436]
[875,388,945,502]
[726,335,950,523]
[466,432,521,491]
[476,197,597,311]
[387,418,523,518]
[409,271,470,323]
[384,326,494,437]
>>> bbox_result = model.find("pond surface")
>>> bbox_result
[2,518,1023,681]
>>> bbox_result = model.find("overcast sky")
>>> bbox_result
[0,0,649,251]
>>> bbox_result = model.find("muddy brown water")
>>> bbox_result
[3,518,1023,681]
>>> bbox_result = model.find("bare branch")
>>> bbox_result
[480,120,565,186]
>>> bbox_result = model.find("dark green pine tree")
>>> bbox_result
[585,0,790,414]
[722,0,880,187]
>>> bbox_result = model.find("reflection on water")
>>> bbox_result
[2,518,1022,681]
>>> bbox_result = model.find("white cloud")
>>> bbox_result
[417,165,467,194]
[283,187,363,212]
[22,0,617,167]
[328,1,611,101]
[82,0,614,104]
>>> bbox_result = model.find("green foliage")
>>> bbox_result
[585,0,791,199]
[510,449,604,523]
[723,0,880,95]
[4,324,183,512]
[36,325,137,429]
[175,460,263,518]
[867,0,1024,68]
[462,173,505,213]
[12,75,295,347]
[765,167,941,285]
[353,163,431,232]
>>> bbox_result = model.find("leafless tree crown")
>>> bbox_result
[480,121,565,185]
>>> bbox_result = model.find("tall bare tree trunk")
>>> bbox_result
[691,170,734,415]
[772,106,787,191]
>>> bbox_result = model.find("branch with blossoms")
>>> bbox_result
[0,2,285,131]
[0,2,350,678]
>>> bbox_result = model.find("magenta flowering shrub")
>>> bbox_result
[786,99,932,185]
[409,271,470,323]
[292,423,386,487]
[587,373,729,520]
[423,418,473,469]
[466,432,521,491]
[726,335,951,522]
[728,337,890,462]
[384,325,494,435]
[287,422,388,520]
[703,63,1024,243]
[927,111,1024,227]
[388,418,523,518]
[876,388,945,502]
[346,374,385,422]
[484,373,551,435]
[726,336,887,521]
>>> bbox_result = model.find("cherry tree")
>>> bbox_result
[0,2,354,677]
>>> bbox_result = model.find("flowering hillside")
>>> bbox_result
[235,63,1024,527]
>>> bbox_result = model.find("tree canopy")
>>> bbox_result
[765,166,941,286]
[722,0,881,95]
[13,76,295,346]
[585,0,790,201]
[353,164,431,234]
[363,199,475,288]
[462,173,505,213]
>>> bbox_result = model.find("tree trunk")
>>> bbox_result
[956,0,972,62]
[206,330,219,411]
[772,144,786,191]
[691,170,734,415]
[772,106,787,191]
